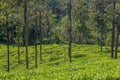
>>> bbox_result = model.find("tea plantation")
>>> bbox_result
[0,44,120,80]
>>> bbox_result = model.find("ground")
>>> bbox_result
[0,44,120,80]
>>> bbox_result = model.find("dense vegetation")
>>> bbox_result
[0,0,120,79]
[0,44,120,80]
[1,0,120,45]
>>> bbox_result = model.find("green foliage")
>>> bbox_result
[0,2,7,24]
[0,44,120,80]
[0,0,120,45]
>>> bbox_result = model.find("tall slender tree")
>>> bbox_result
[5,0,10,72]
[39,11,42,62]
[111,0,116,58]
[35,17,38,67]
[17,26,20,64]
[114,14,120,59]
[68,0,72,63]
[94,0,107,52]
[24,0,28,69]
[6,14,10,72]
[115,28,120,59]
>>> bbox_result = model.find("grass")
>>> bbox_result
[0,44,120,80]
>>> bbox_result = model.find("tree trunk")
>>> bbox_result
[7,30,10,72]
[17,28,20,64]
[6,19,10,72]
[35,17,38,68]
[100,15,104,52]
[39,12,42,62]
[111,0,116,58]
[68,0,72,63]
[115,29,119,59]
[24,0,28,69]
[5,0,10,72]
[100,32,103,52]
[11,26,14,46]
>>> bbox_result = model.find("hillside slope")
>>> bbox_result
[0,44,120,80]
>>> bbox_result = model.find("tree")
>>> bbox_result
[14,0,24,64]
[6,13,10,72]
[95,0,107,52]
[111,0,116,58]
[68,0,72,63]
[35,17,38,68]
[115,27,120,59]
[39,11,42,62]
[24,0,28,69]
[4,0,10,72]
[17,26,20,64]
[114,13,120,59]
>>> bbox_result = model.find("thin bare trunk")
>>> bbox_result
[39,12,42,61]
[100,15,104,52]
[6,19,10,72]
[18,29,20,64]
[35,17,38,68]
[68,0,72,63]
[5,0,10,72]
[115,29,119,59]
[111,0,116,58]
[24,0,28,69]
